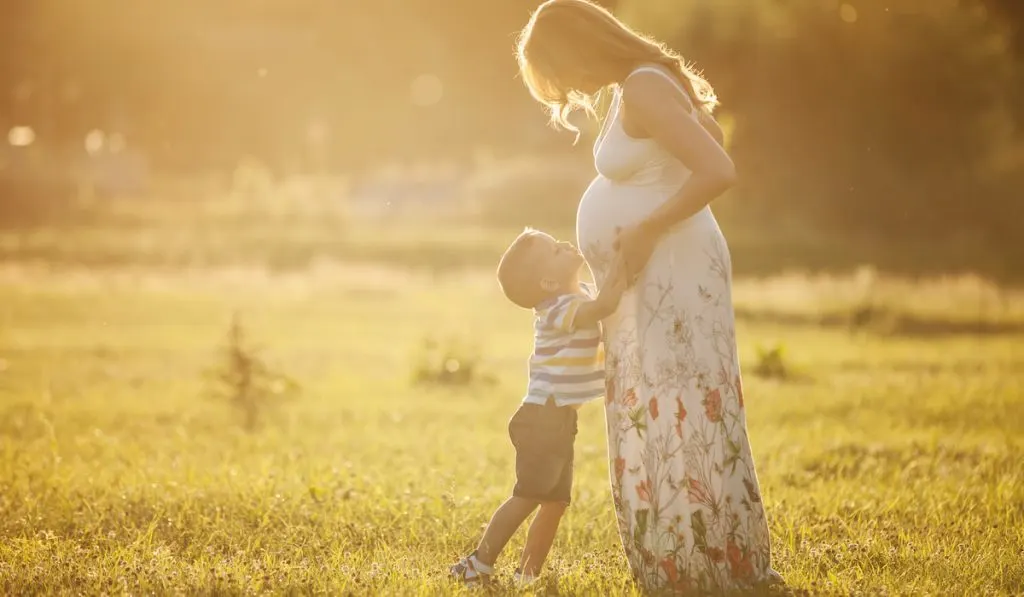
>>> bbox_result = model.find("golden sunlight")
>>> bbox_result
[0,0,1021,594]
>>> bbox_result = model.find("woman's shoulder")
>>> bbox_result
[628,62,676,77]
[624,63,687,94]
[621,63,695,113]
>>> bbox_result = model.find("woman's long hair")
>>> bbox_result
[516,0,718,138]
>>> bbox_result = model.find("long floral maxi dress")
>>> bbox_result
[577,67,773,594]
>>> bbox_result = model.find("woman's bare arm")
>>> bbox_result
[697,110,726,147]
[621,71,736,238]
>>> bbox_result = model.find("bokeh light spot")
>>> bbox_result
[85,129,106,155]
[7,126,35,147]
[840,4,858,23]
[410,74,443,107]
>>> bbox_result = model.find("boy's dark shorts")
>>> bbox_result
[508,400,578,505]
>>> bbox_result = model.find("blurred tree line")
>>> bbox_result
[623,0,1024,264]
[0,0,1022,275]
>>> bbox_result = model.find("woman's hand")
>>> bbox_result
[614,223,660,285]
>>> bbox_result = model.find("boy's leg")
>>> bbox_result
[518,501,567,577]
[452,496,537,584]
[457,401,574,578]
[474,496,539,566]
[517,404,577,579]
[469,403,553,567]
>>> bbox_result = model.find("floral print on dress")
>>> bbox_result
[585,229,774,594]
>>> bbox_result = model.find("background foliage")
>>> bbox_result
[1,0,1022,279]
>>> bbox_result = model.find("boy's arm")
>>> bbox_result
[574,258,628,329]
[573,296,616,330]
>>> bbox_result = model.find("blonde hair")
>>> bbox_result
[516,0,718,139]
[496,228,546,309]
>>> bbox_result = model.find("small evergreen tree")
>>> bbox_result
[205,312,299,431]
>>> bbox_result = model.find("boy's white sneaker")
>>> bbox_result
[449,553,493,585]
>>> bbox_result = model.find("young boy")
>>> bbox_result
[450,227,626,586]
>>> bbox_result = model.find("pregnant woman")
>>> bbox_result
[517,1,780,592]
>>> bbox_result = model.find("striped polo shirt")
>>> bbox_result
[524,283,605,407]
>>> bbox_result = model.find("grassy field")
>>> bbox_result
[0,263,1022,595]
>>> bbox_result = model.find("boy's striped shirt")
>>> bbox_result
[524,283,605,407]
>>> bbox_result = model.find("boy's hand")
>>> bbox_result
[573,255,631,329]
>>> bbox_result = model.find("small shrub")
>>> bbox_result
[753,342,790,380]
[846,302,900,334]
[411,335,496,387]
[204,312,300,431]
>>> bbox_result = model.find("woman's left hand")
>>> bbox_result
[614,223,659,286]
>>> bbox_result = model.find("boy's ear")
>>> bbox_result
[539,277,560,293]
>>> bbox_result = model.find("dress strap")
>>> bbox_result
[625,65,695,112]
[593,87,623,156]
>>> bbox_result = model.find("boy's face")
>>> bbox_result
[527,232,584,287]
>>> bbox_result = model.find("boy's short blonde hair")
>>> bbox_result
[497,228,546,309]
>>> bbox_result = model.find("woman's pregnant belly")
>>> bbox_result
[576,174,722,263]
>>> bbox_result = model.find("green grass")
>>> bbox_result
[0,266,1022,595]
